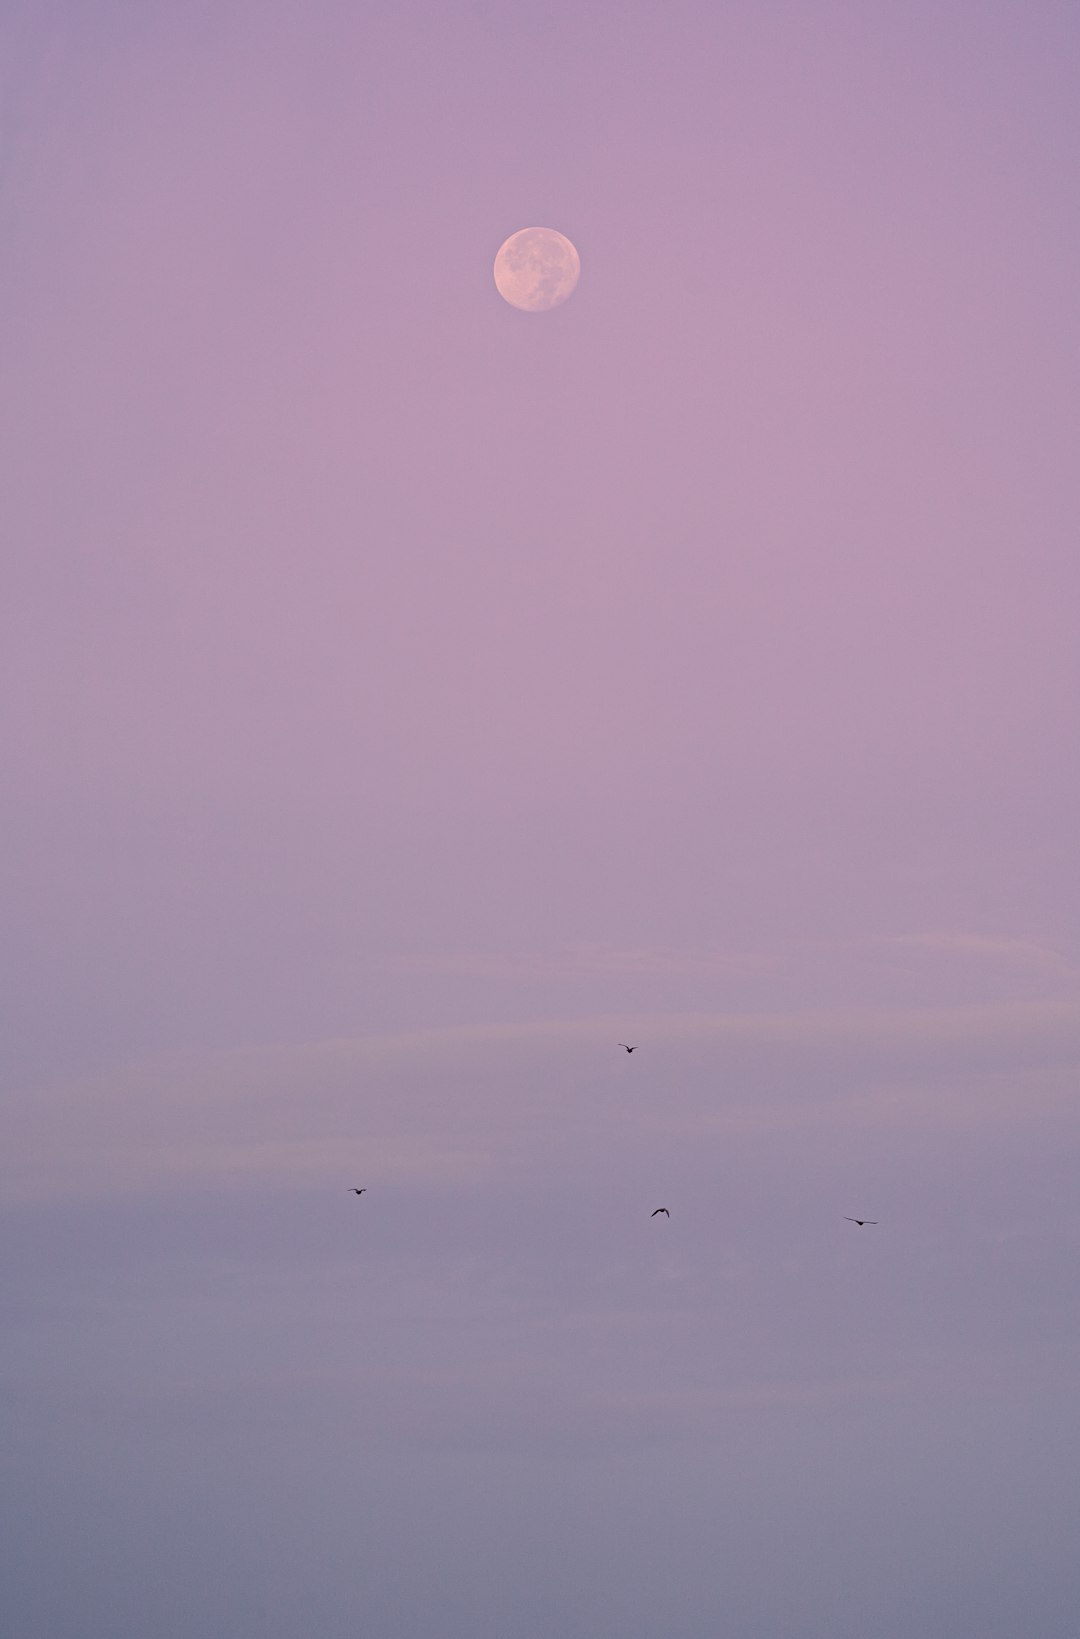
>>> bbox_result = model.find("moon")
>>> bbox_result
[493,227,580,312]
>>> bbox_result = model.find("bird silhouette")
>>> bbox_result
[844,1217,877,1226]
[651,1208,670,1217]
[348,1188,367,1196]
[618,1043,638,1053]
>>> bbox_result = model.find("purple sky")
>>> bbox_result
[3,1,1080,1634]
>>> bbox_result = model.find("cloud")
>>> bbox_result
[364,942,774,980]
[886,929,1080,977]
[5,994,1080,1207]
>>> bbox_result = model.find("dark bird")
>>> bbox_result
[844,1217,877,1226]
[348,1188,367,1195]
[618,1043,638,1053]
[651,1208,670,1217]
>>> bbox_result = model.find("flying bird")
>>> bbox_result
[348,1188,367,1196]
[651,1208,670,1217]
[844,1217,877,1226]
[618,1043,638,1053]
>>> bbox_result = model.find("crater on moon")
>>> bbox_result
[493,227,580,312]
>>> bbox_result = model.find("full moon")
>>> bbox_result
[493,227,580,312]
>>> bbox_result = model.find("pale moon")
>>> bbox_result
[493,227,580,312]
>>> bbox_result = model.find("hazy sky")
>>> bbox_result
[3,2,1080,1635]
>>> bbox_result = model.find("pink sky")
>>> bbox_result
[3,2,1080,1635]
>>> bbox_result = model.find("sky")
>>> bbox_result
[2,0,1080,1634]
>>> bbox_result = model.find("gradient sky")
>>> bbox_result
[3,2,1080,1635]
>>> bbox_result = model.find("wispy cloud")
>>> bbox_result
[885,929,1080,977]
[364,942,774,980]
[6,995,1080,1206]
